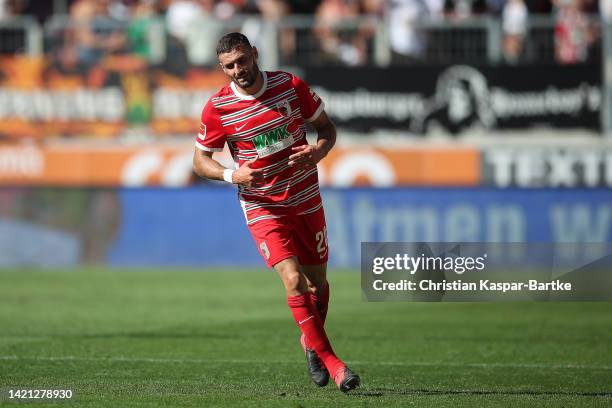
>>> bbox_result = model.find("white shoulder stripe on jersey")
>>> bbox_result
[195,141,224,152]
[305,102,325,123]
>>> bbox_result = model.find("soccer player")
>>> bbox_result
[192,32,360,393]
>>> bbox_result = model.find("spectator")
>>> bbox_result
[387,0,428,63]
[361,0,385,17]
[503,0,528,63]
[185,0,225,66]
[0,0,23,20]
[107,0,134,22]
[242,0,295,67]
[164,0,202,71]
[554,0,593,63]
[215,0,244,20]
[69,0,127,67]
[314,0,366,65]
[424,0,446,19]
[445,0,475,20]
[165,0,202,42]
[127,0,158,59]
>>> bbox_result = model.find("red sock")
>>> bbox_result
[311,281,329,324]
[304,282,330,351]
[287,293,344,376]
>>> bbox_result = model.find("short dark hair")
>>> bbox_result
[216,32,252,56]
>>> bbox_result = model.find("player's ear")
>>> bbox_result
[252,47,258,61]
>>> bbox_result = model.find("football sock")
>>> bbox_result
[287,293,344,376]
[304,282,330,350]
[310,281,329,324]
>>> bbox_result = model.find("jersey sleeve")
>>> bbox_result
[195,100,226,152]
[291,74,325,123]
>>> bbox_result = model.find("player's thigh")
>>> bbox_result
[291,206,329,266]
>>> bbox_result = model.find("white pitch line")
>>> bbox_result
[0,355,610,371]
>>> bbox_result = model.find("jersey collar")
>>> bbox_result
[230,71,268,100]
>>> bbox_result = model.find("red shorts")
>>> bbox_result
[247,206,329,268]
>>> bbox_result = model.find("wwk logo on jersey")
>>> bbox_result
[252,124,294,158]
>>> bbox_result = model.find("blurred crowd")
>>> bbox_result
[0,0,605,65]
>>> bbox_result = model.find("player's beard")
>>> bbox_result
[233,63,260,89]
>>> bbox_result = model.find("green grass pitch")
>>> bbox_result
[0,269,611,407]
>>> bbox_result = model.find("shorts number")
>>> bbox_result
[315,227,328,258]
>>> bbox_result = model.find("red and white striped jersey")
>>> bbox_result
[196,71,325,225]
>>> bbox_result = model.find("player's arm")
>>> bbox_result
[193,149,264,187]
[195,98,263,187]
[310,110,337,160]
[288,111,336,170]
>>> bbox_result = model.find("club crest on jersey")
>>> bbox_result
[260,242,270,260]
[274,100,291,117]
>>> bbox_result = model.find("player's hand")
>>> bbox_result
[288,145,322,171]
[233,158,265,188]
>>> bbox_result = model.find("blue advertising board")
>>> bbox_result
[107,187,612,268]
